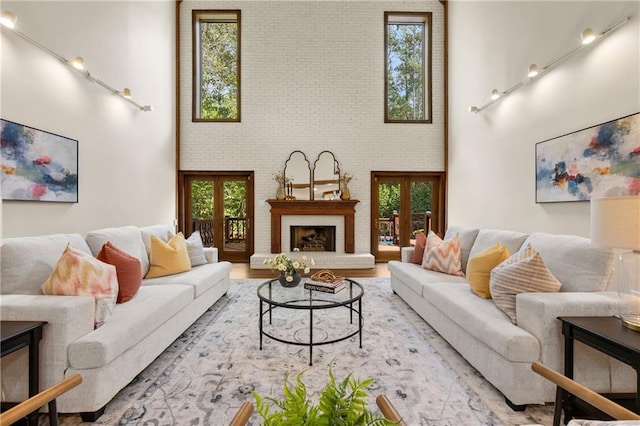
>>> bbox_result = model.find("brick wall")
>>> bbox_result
[179,1,445,254]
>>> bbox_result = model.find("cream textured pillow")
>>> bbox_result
[421,231,464,276]
[145,232,191,278]
[490,244,562,324]
[185,231,207,267]
[42,244,118,327]
[466,242,510,298]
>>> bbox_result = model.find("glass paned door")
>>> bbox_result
[371,172,444,262]
[182,172,253,262]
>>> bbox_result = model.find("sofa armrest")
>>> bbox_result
[204,247,218,263]
[400,247,414,263]
[516,291,617,372]
[0,295,95,399]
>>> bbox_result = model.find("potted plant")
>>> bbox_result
[253,366,397,425]
[263,252,314,287]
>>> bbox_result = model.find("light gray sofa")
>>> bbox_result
[0,224,232,420]
[388,226,637,409]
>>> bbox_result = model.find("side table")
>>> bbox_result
[555,316,640,426]
[1,321,47,426]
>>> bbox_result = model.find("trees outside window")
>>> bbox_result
[193,10,241,122]
[384,12,431,123]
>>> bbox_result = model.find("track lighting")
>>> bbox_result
[0,10,17,28]
[1,10,152,112]
[469,17,629,113]
[581,28,596,45]
[527,64,540,78]
[70,56,84,70]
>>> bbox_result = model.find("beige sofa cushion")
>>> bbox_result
[85,226,149,277]
[1,233,91,295]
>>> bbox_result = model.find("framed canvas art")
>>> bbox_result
[535,112,640,203]
[1,119,78,203]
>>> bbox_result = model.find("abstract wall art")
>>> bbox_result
[535,112,640,203]
[1,119,78,203]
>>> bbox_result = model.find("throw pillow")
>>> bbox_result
[96,241,142,303]
[42,244,118,327]
[490,244,562,324]
[409,232,427,264]
[466,242,510,298]
[185,231,208,267]
[145,232,191,279]
[421,231,464,276]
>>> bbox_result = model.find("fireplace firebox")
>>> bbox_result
[290,226,336,252]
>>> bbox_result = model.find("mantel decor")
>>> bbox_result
[535,112,639,203]
[267,200,359,253]
[1,119,78,203]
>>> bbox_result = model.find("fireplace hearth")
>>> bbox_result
[290,226,336,252]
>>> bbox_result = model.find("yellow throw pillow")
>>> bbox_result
[145,232,191,279]
[466,243,510,298]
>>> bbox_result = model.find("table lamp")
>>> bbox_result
[590,195,640,331]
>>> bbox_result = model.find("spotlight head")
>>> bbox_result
[468,106,480,113]
[581,28,596,45]
[70,56,84,70]
[490,89,502,100]
[528,64,539,78]
[141,105,153,112]
[122,88,132,99]
[0,10,17,29]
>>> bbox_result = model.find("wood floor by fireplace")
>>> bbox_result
[290,226,336,252]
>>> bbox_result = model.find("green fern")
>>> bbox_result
[253,365,398,426]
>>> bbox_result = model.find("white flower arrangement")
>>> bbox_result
[273,171,292,185]
[263,253,315,282]
[340,173,353,184]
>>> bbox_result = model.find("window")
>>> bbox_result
[193,10,241,122]
[384,12,431,123]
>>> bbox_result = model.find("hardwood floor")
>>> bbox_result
[230,262,391,279]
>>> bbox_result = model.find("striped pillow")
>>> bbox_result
[490,244,561,324]
[421,231,464,276]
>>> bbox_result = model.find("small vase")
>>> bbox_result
[278,271,301,287]
[276,185,286,200]
[341,185,351,200]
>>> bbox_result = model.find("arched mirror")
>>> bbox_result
[312,151,340,200]
[284,151,311,200]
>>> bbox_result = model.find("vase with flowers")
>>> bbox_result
[264,252,314,287]
[273,171,291,200]
[340,173,353,200]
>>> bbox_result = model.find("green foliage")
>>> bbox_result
[191,181,213,219]
[387,23,425,121]
[253,367,397,426]
[200,21,238,120]
[378,183,400,219]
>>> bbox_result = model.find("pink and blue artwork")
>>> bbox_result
[535,112,640,203]
[1,119,78,203]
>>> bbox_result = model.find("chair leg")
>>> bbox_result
[48,400,58,426]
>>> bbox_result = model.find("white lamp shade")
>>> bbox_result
[590,196,640,250]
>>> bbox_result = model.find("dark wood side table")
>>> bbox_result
[555,316,640,426]
[1,321,47,426]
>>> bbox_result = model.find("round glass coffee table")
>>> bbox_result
[257,278,364,366]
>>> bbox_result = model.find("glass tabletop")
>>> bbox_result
[257,278,363,309]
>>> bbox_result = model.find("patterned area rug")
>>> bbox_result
[58,278,553,425]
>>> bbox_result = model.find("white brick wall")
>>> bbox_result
[180,1,445,255]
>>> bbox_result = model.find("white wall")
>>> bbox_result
[179,1,445,254]
[1,1,176,238]
[448,1,640,237]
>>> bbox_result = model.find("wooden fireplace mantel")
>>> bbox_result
[267,200,359,253]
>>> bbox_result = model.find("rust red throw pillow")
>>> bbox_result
[97,241,142,303]
[410,232,427,264]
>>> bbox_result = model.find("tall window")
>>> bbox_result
[193,10,241,122]
[384,12,431,123]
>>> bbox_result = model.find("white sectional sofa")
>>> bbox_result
[0,224,232,421]
[388,226,637,409]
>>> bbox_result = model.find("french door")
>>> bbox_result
[179,171,254,262]
[371,171,445,262]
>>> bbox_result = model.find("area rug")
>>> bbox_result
[59,278,553,425]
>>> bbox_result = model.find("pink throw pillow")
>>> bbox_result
[421,231,464,276]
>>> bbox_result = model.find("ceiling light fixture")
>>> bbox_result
[0,10,152,112]
[469,16,629,114]
[527,64,540,78]
[581,28,597,45]
[0,10,17,28]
